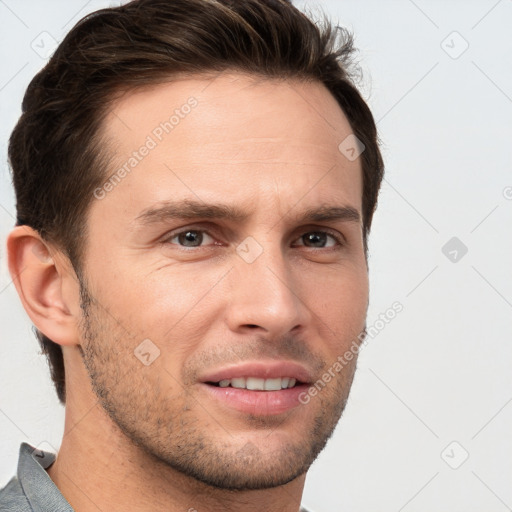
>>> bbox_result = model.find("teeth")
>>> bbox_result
[264,378,281,391]
[231,377,246,389]
[214,377,299,390]
[246,377,265,390]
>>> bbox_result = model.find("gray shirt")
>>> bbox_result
[1,443,313,511]
[0,443,72,511]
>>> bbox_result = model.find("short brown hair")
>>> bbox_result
[8,0,384,405]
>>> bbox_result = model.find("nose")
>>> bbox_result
[224,242,311,336]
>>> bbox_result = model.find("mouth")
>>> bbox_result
[199,361,313,416]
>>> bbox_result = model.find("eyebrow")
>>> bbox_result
[133,199,361,227]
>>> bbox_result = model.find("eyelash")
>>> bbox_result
[161,227,345,250]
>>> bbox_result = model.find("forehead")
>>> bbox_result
[95,72,363,226]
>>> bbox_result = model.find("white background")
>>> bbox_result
[1,1,511,511]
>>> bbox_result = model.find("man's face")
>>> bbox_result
[77,72,368,490]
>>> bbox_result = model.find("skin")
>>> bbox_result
[8,72,369,512]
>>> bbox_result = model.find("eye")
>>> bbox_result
[164,229,216,248]
[161,227,344,251]
[294,231,343,249]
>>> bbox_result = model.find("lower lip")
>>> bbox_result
[201,383,309,416]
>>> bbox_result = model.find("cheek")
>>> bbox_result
[302,263,368,344]
[104,262,230,346]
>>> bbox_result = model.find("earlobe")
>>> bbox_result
[7,226,80,347]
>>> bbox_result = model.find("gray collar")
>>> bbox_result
[17,442,73,512]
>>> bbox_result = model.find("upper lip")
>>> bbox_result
[199,361,314,384]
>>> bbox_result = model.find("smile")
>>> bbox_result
[198,360,313,415]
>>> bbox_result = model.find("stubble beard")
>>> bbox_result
[77,278,358,491]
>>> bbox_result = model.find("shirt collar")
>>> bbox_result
[17,442,74,512]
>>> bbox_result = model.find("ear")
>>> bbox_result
[7,226,81,347]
